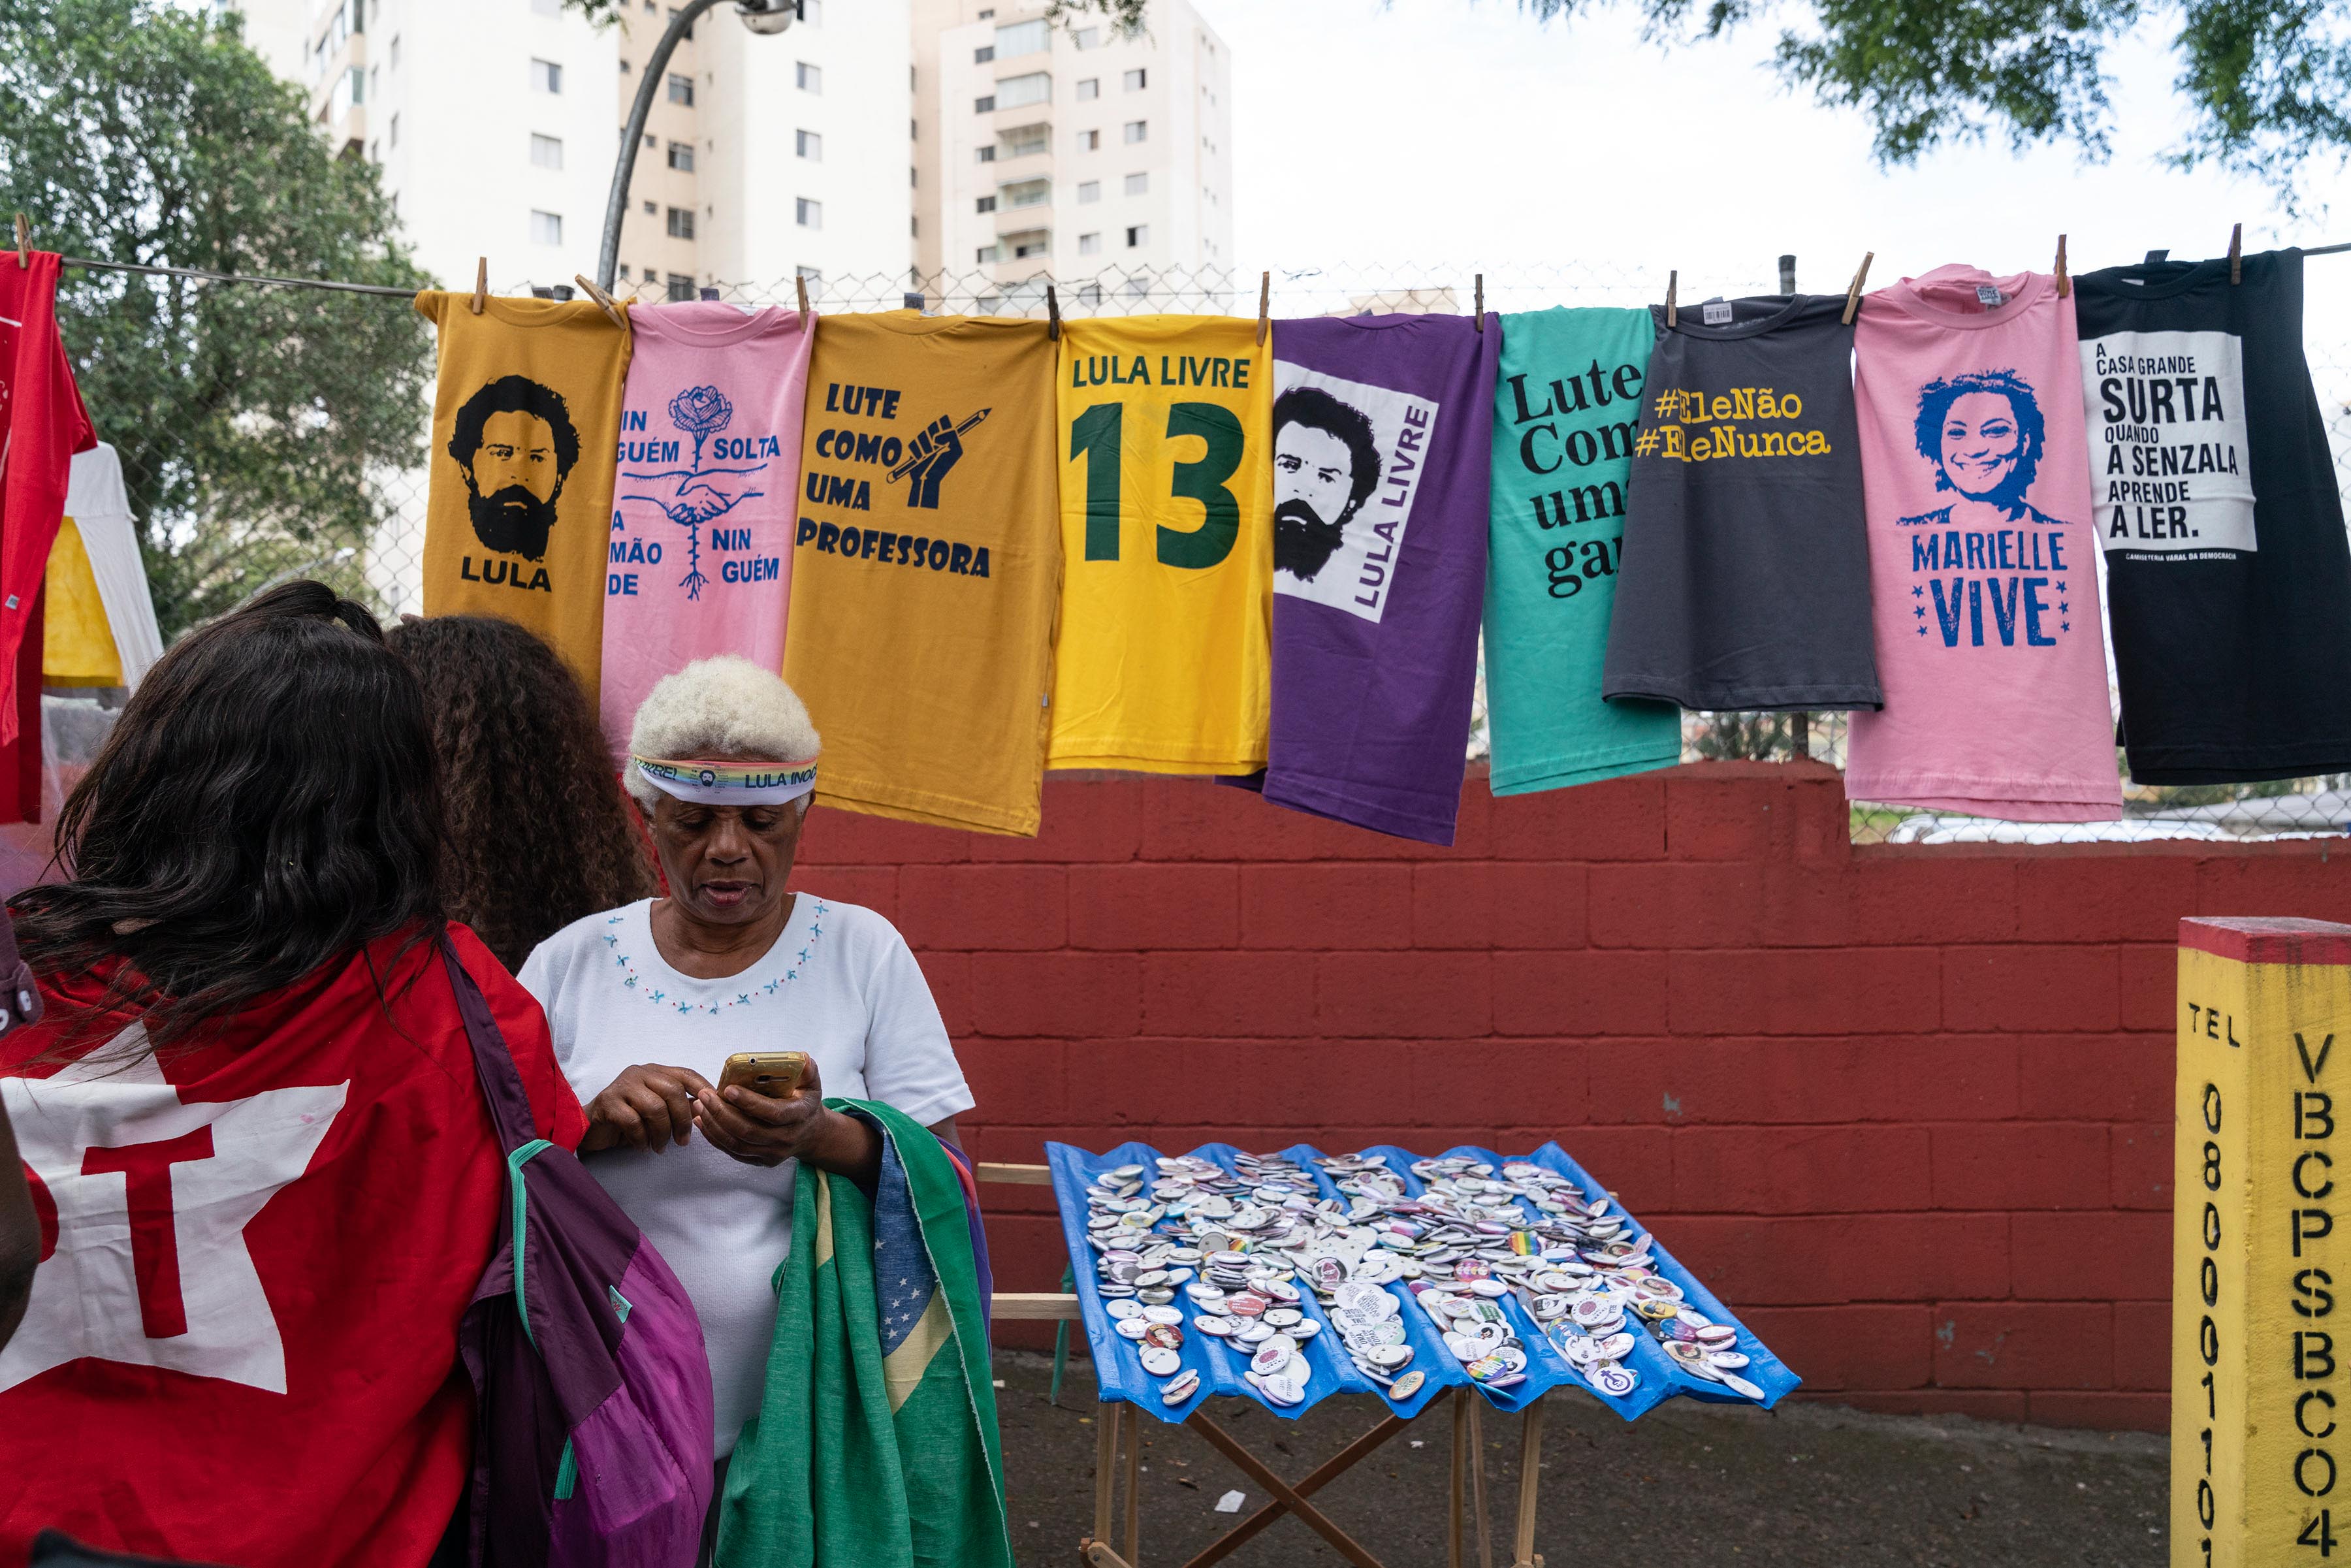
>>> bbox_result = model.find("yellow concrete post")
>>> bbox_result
[2176,918,2351,1568]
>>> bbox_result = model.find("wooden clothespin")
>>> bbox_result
[572,274,627,330]
[470,257,488,315]
[1046,281,1061,342]
[12,214,28,269]
[1473,273,1484,332]
[1665,270,1678,328]
[2230,222,2243,284]
[2055,234,2070,298]
[795,274,810,326]
[1840,251,1874,325]
[1255,271,1270,346]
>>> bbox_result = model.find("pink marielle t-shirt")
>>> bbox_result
[1844,266,2122,821]
[600,302,814,751]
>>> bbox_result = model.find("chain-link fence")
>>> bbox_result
[65,258,2351,845]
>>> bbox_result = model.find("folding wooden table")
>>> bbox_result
[983,1160,1552,1568]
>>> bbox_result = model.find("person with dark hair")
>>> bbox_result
[388,615,660,972]
[447,374,583,560]
[0,582,586,1567]
[1271,384,1383,583]
[1900,368,2055,526]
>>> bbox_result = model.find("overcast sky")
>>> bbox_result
[1205,0,2351,344]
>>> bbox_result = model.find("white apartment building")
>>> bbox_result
[911,0,1234,309]
[272,0,911,302]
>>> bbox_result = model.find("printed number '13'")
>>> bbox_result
[1070,400,1245,569]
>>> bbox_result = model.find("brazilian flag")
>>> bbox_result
[716,1100,1014,1568]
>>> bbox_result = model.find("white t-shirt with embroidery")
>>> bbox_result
[519,893,974,1456]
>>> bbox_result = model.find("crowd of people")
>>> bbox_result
[0,583,982,1568]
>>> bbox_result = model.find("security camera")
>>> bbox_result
[737,0,798,33]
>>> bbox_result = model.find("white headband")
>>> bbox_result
[631,756,819,807]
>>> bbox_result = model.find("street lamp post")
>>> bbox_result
[598,0,797,293]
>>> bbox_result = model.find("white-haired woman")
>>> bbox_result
[519,655,973,1477]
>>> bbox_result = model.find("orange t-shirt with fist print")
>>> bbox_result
[416,291,631,701]
[780,312,1061,835]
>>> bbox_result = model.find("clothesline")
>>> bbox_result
[41,242,2351,302]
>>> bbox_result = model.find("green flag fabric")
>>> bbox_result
[714,1100,1013,1568]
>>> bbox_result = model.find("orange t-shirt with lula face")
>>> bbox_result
[415,291,631,703]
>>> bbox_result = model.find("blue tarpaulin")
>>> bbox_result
[1048,1139,1801,1426]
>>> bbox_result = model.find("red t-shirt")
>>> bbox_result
[0,252,97,748]
[0,923,585,1567]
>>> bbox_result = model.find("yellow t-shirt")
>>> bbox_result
[415,291,631,701]
[782,313,1061,835]
[1049,316,1273,773]
[42,518,120,686]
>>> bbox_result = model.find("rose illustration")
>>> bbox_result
[619,385,764,601]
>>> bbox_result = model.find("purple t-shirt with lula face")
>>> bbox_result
[1239,313,1499,844]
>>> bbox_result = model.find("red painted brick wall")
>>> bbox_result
[792,759,2351,1432]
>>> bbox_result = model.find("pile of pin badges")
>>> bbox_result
[1315,1153,1767,1404]
[1083,1152,1346,1410]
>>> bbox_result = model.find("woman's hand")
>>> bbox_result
[579,1063,714,1153]
[692,1054,881,1182]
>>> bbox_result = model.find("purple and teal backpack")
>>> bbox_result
[444,944,715,1568]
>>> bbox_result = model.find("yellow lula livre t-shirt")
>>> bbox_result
[782,312,1061,835]
[1049,316,1273,773]
[415,291,631,702]
[42,518,119,686]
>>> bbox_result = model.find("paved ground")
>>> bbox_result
[992,1352,2167,1567]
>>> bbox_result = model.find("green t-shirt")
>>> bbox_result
[1482,307,1682,793]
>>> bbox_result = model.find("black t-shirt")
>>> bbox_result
[1605,295,1881,711]
[2075,248,2351,782]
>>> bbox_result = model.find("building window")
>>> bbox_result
[1125,277,1150,298]
[1080,283,1103,305]
[974,44,995,63]
[1003,178,1049,208]
[667,272,696,302]
[976,244,1001,264]
[798,264,824,291]
[995,71,1049,109]
[1079,231,1102,255]
[974,95,996,113]
[976,145,997,163]
[796,61,821,93]
[389,33,399,68]
[530,57,562,93]
[995,18,1048,56]
[667,71,694,104]
[1002,123,1049,157]
[911,118,918,138]
[389,111,399,146]
[531,0,558,14]
[643,199,657,214]
[976,195,997,213]
[666,4,695,38]
[1124,120,1147,142]
[802,0,822,23]
[667,206,696,238]
[530,210,563,246]
[1124,68,1147,90]
[1074,25,1100,47]
[1076,180,1100,203]
[643,133,656,149]
[1076,78,1099,101]
[1009,230,1048,259]
[1124,171,1147,195]
[531,133,563,169]
[796,129,822,160]
[796,197,822,228]
[1078,128,1099,151]
[1125,224,1147,247]
[912,216,920,236]
[667,140,694,170]
[620,57,631,73]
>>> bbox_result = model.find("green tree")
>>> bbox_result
[1517,0,2347,199]
[0,0,434,638]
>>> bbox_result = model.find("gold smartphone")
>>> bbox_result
[718,1051,808,1099]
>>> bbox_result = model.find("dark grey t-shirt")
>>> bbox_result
[1603,294,1882,711]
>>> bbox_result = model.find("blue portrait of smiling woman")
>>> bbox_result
[517,654,975,1500]
[1897,368,2069,531]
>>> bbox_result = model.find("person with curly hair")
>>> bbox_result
[387,615,660,972]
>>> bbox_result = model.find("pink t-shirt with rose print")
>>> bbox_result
[1844,265,2122,821]
[600,302,814,754]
